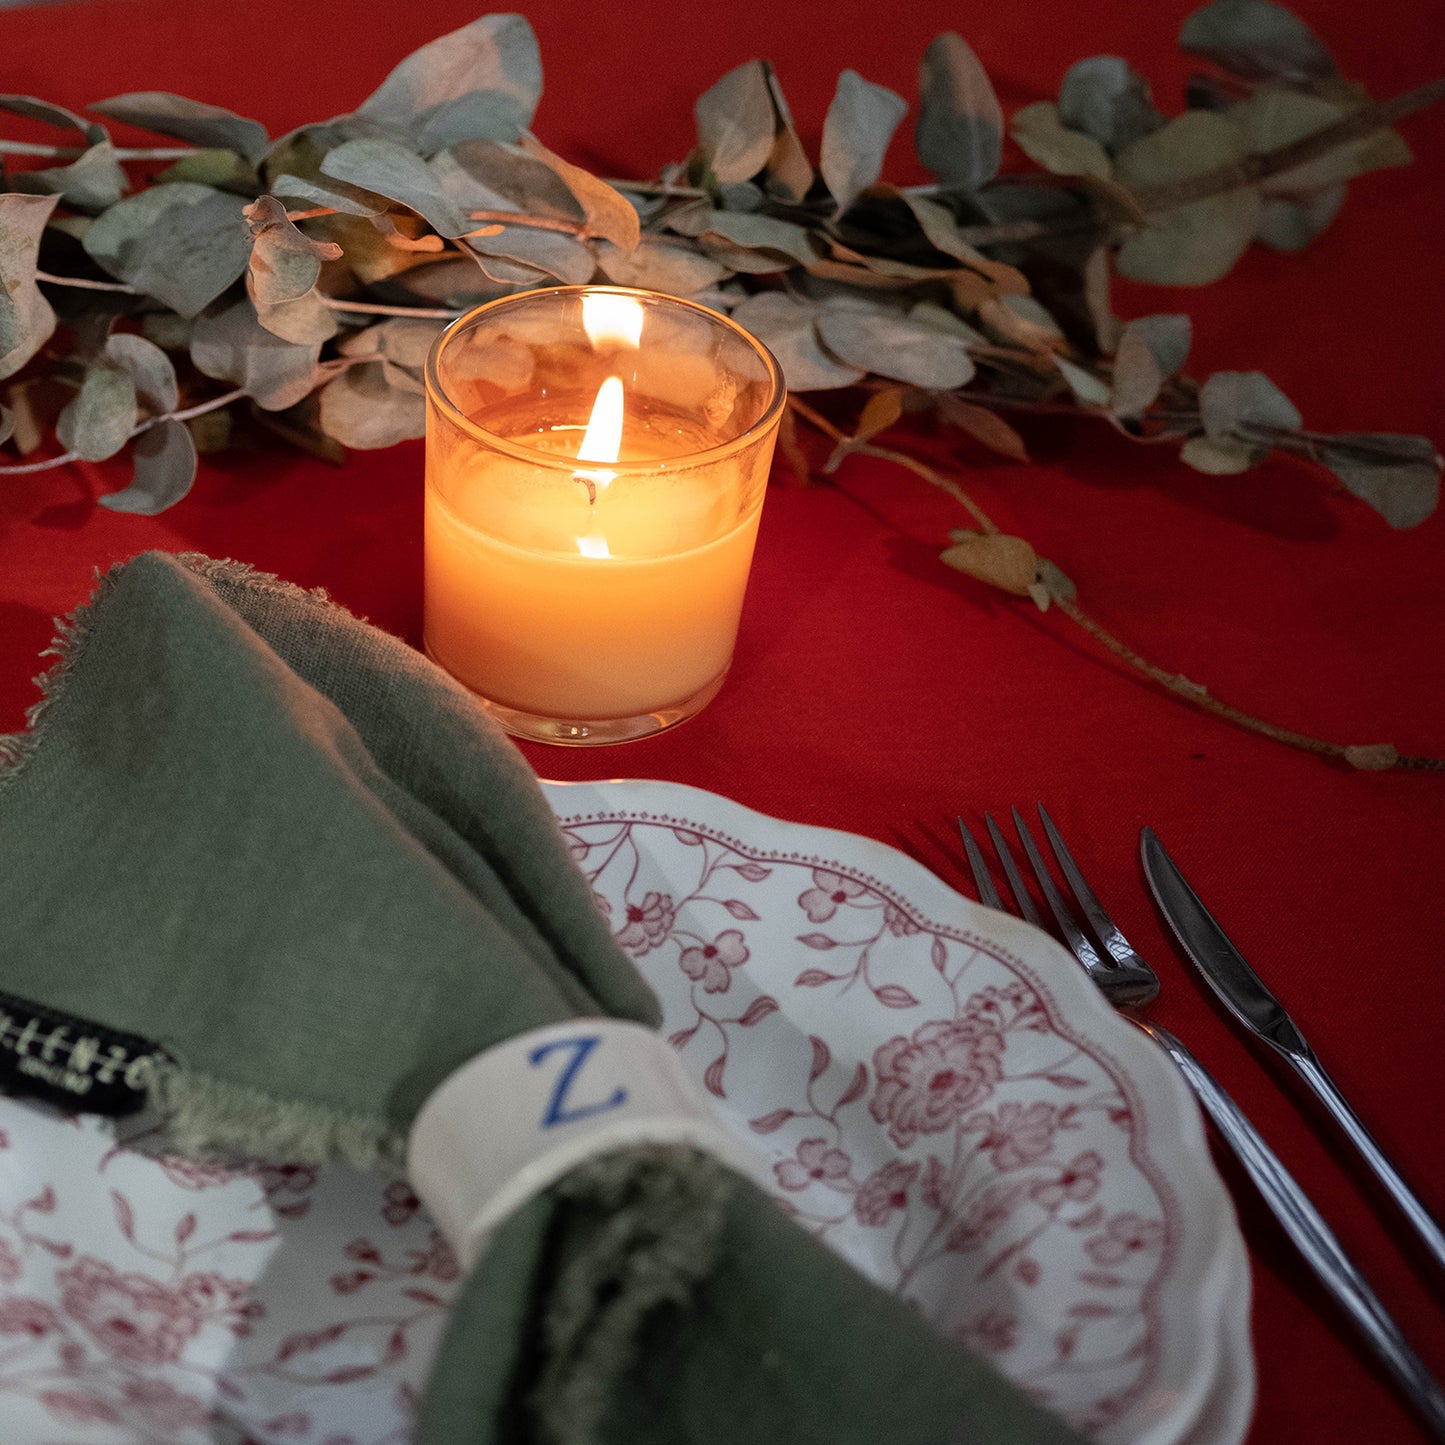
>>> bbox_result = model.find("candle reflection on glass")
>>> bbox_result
[423,286,785,746]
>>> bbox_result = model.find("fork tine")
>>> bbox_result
[957,818,1004,911]
[1010,807,1109,973]
[1037,805,1152,973]
[984,813,1045,929]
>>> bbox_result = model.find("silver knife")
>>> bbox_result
[1142,826,1445,1280]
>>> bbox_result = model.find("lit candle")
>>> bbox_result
[423,286,785,745]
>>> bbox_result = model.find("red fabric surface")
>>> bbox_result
[3,1,1444,1440]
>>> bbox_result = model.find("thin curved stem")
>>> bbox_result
[35,271,142,294]
[787,398,1442,772]
[465,209,584,235]
[318,297,459,319]
[0,388,245,475]
[0,140,195,160]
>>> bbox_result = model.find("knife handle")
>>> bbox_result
[1136,1020,1445,1440]
[1290,1051,1445,1280]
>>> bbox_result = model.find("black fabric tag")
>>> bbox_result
[0,989,169,1116]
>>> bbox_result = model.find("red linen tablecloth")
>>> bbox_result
[2,0,1442,1440]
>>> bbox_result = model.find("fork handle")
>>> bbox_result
[1289,1051,1445,1279]
[1137,1020,1445,1441]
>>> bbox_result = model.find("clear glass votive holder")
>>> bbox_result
[423,286,784,746]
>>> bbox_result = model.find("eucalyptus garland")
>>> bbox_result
[1,3,1440,766]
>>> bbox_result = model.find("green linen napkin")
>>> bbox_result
[0,551,1084,1445]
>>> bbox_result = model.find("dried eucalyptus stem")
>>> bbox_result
[787,397,1441,772]
[0,4,1439,764]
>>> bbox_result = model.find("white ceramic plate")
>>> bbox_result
[547,779,1253,1445]
[0,779,1252,1445]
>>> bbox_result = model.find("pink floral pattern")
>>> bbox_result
[854,1161,918,1227]
[679,929,749,993]
[775,1138,851,1191]
[0,784,1242,1445]
[58,1257,209,1363]
[870,1018,1005,1147]
[554,786,1242,1445]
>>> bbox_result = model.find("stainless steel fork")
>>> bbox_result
[959,805,1445,1441]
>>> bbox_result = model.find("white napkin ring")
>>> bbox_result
[406,1018,751,1272]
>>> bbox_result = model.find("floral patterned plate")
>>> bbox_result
[548,778,1253,1445]
[0,778,1252,1445]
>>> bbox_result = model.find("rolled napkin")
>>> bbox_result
[0,552,1084,1445]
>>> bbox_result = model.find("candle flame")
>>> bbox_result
[582,293,644,349]
[575,374,625,557]
[577,375,624,466]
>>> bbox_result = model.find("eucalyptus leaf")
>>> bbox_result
[693,211,817,266]
[981,294,1066,351]
[321,139,468,236]
[270,172,385,217]
[593,238,728,295]
[940,530,1037,596]
[140,311,194,352]
[694,60,776,185]
[1322,433,1440,529]
[0,192,61,380]
[191,296,324,411]
[254,289,340,346]
[1115,111,1260,285]
[353,14,541,152]
[387,255,508,308]
[1125,313,1192,379]
[10,141,127,211]
[105,332,179,412]
[435,139,582,221]
[1179,0,1336,84]
[99,418,197,514]
[244,195,345,305]
[1058,57,1162,153]
[0,95,107,144]
[468,251,551,286]
[93,91,269,164]
[336,317,440,371]
[936,394,1029,461]
[730,292,865,390]
[56,364,137,461]
[308,212,427,285]
[465,224,595,284]
[1180,433,1259,473]
[1036,557,1076,603]
[318,360,426,448]
[718,181,763,212]
[1255,183,1345,251]
[821,70,908,216]
[906,300,986,345]
[1054,355,1111,407]
[1199,369,1300,439]
[157,149,262,195]
[815,302,975,389]
[82,182,251,317]
[915,32,1003,190]
[1109,329,1164,417]
[1010,103,1112,180]
[900,195,1029,293]
[763,63,812,203]
[518,135,639,250]
[1238,89,1411,194]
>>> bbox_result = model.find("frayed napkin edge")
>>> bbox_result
[0,551,345,795]
[151,1060,406,1169]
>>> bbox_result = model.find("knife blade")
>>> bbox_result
[1141,826,1445,1280]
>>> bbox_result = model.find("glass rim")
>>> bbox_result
[424,284,787,474]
